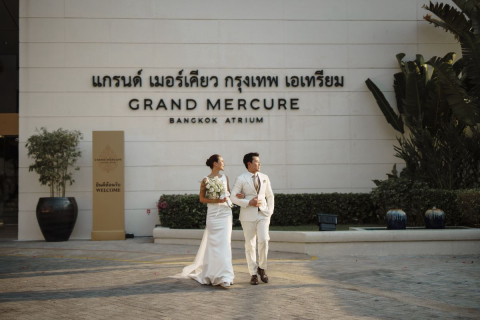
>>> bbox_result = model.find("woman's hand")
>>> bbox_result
[236,193,245,199]
[217,198,228,203]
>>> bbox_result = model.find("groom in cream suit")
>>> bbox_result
[231,152,274,285]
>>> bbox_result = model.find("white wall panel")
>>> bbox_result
[123,141,287,167]
[20,93,113,117]
[220,21,284,44]
[19,68,66,92]
[349,92,393,116]
[351,140,399,164]
[19,18,65,43]
[351,164,406,188]
[284,21,347,44]
[284,45,348,68]
[20,0,65,18]
[125,210,160,236]
[349,21,418,44]
[70,1,156,18]
[110,117,158,142]
[154,44,219,68]
[350,116,399,140]
[286,116,350,140]
[108,0,155,19]
[155,20,219,44]
[218,0,284,20]
[18,211,44,240]
[111,20,155,44]
[348,45,418,68]
[220,45,284,68]
[65,19,111,43]
[287,165,351,189]
[126,191,164,210]
[65,44,111,67]
[19,43,65,67]
[286,140,351,165]
[110,44,155,68]
[283,0,348,21]
[154,0,221,20]
[349,69,396,92]
[347,0,417,21]
[70,211,93,239]
[290,92,351,116]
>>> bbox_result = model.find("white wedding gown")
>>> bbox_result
[172,175,235,286]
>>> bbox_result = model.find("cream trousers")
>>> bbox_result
[240,212,270,276]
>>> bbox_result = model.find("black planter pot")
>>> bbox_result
[36,197,78,242]
[386,209,407,230]
[425,208,446,229]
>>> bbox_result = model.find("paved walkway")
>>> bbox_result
[0,238,479,320]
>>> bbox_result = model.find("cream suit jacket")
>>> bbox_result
[230,172,274,222]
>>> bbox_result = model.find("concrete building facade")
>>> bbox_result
[18,0,459,239]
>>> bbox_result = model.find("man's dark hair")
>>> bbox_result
[243,152,259,169]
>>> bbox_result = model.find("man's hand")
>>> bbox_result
[248,197,263,207]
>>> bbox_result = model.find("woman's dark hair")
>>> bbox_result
[243,152,259,169]
[206,154,220,169]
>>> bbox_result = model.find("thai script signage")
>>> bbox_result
[91,69,344,124]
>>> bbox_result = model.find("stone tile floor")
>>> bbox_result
[0,238,478,320]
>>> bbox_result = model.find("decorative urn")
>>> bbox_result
[424,207,445,229]
[386,209,407,230]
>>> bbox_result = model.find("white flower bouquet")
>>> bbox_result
[205,176,225,200]
[205,176,232,207]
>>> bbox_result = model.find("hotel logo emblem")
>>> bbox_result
[94,145,121,173]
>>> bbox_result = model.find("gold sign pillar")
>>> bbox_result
[92,131,125,240]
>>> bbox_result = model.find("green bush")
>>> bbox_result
[157,193,377,229]
[272,193,377,225]
[371,176,479,226]
[371,177,430,226]
[158,189,479,229]
[157,194,241,229]
[457,190,480,227]
[410,189,460,226]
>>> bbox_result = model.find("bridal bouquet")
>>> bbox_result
[205,176,225,200]
[205,176,232,207]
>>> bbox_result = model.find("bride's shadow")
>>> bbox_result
[0,277,218,303]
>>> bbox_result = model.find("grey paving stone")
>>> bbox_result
[0,238,479,319]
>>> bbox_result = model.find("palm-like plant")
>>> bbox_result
[366,52,457,135]
[424,0,480,126]
[365,0,480,190]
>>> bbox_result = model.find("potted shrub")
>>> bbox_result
[25,127,83,241]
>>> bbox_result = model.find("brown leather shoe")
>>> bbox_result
[257,267,269,283]
[250,275,258,285]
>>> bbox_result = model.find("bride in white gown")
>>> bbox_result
[173,154,235,288]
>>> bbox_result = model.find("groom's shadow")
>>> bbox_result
[0,277,226,303]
